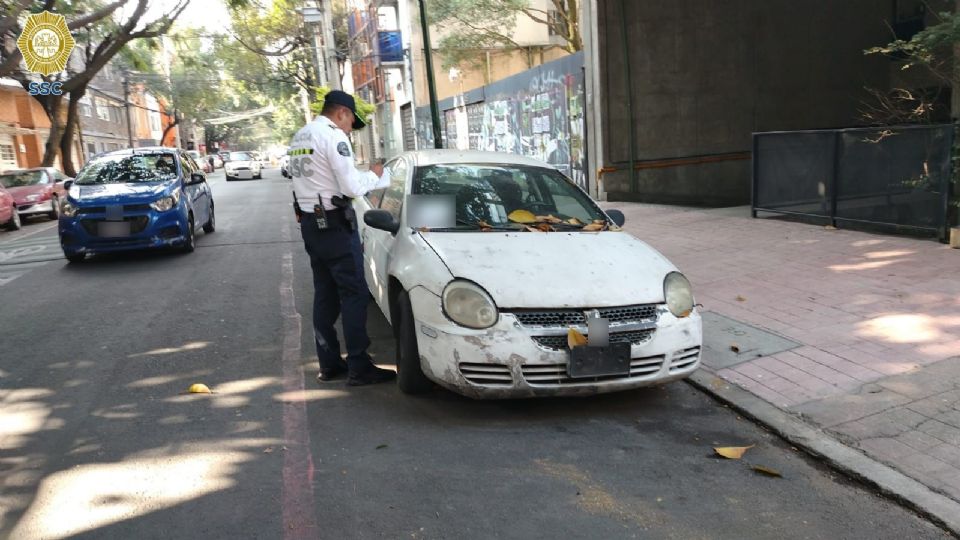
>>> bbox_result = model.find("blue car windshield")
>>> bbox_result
[75,153,178,185]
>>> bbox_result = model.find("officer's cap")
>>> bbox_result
[325,90,366,130]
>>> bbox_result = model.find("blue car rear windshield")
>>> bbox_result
[75,153,178,185]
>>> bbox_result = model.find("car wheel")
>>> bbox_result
[395,290,433,394]
[255,170,262,179]
[5,209,21,231]
[64,251,85,263]
[202,203,215,233]
[226,175,233,182]
[182,216,196,253]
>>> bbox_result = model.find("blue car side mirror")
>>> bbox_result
[189,172,206,185]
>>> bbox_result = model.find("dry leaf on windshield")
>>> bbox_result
[524,225,541,232]
[543,215,563,223]
[582,223,604,232]
[566,217,583,226]
[535,223,554,232]
[567,328,588,349]
[751,465,782,477]
[508,209,537,224]
[714,445,754,459]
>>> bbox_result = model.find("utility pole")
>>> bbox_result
[417,0,442,148]
[122,75,134,147]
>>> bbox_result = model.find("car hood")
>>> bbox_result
[73,182,173,205]
[6,184,47,201]
[418,231,678,308]
[225,160,254,167]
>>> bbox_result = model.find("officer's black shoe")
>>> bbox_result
[317,364,348,383]
[347,365,397,387]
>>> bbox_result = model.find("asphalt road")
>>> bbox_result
[0,167,950,540]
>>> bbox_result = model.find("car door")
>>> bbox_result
[180,153,208,227]
[362,158,407,314]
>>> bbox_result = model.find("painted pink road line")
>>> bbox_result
[280,250,320,539]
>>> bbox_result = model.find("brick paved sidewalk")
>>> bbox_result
[608,203,960,502]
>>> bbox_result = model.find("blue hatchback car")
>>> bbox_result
[59,147,215,263]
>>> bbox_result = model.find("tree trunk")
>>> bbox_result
[161,113,180,145]
[40,95,65,168]
[59,90,84,177]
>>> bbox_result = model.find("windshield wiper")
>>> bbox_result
[420,219,519,232]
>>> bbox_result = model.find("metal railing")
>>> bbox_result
[751,124,955,242]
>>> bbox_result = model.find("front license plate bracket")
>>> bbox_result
[567,342,631,378]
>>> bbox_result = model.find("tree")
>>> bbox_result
[427,0,581,70]
[2,0,188,174]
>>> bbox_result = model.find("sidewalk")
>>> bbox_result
[608,203,960,504]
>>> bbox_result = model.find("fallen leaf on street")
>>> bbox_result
[736,295,747,302]
[825,225,837,230]
[263,447,274,454]
[714,445,755,459]
[376,444,388,450]
[730,344,740,353]
[751,465,782,477]
[567,328,588,349]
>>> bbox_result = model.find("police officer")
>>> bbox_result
[289,90,395,386]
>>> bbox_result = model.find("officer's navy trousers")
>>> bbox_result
[299,214,373,374]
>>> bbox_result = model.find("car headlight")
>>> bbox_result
[61,199,78,217]
[664,272,694,318]
[150,191,181,212]
[442,280,499,329]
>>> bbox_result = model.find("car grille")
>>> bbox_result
[458,362,512,386]
[670,347,701,373]
[532,328,655,351]
[78,204,151,215]
[80,216,150,236]
[509,304,659,327]
[521,355,665,385]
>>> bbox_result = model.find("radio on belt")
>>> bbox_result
[313,194,329,229]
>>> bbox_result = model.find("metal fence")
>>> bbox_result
[752,124,955,241]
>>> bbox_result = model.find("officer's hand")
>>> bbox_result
[370,163,384,177]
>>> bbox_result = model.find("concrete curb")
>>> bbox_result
[687,370,960,537]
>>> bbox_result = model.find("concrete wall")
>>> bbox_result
[596,0,894,206]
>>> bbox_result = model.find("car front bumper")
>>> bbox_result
[59,205,190,255]
[226,169,254,179]
[408,286,703,399]
[17,200,55,215]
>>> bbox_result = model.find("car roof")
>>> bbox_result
[406,150,555,169]
[99,146,182,158]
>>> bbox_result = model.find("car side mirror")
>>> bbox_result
[189,172,206,185]
[63,179,74,190]
[606,209,626,227]
[364,209,400,235]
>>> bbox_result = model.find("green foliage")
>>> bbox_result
[310,86,376,125]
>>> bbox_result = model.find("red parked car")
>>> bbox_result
[0,183,20,230]
[0,168,70,222]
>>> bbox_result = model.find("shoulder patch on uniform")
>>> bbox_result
[337,142,351,157]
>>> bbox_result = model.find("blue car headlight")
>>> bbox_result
[61,199,78,217]
[150,191,181,212]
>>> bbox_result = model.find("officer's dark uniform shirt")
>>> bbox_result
[289,117,389,210]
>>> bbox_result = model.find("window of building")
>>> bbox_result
[0,143,15,162]
[95,98,110,121]
[149,113,161,132]
[547,10,562,36]
[87,142,96,156]
[79,96,92,117]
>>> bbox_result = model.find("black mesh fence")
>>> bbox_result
[752,124,954,241]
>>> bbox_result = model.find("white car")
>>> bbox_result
[357,150,702,398]
[223,151,262,181]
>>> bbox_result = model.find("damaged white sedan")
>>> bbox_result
[357,150,701,398]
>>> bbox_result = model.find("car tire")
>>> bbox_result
[226,175,233,182]
[64,251,85,263]
[395,290,433,394]
[202,203,215,233]
[48,195,59,220]
[5,209,21,231]
[182,216,196,253]
[255,170,262,180]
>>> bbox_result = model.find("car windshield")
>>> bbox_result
[228,152,252,161]
[74,153,179,185]
[411,164,607,231]
[0,171,44,187]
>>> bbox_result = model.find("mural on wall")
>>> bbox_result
[416,53,586,189]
